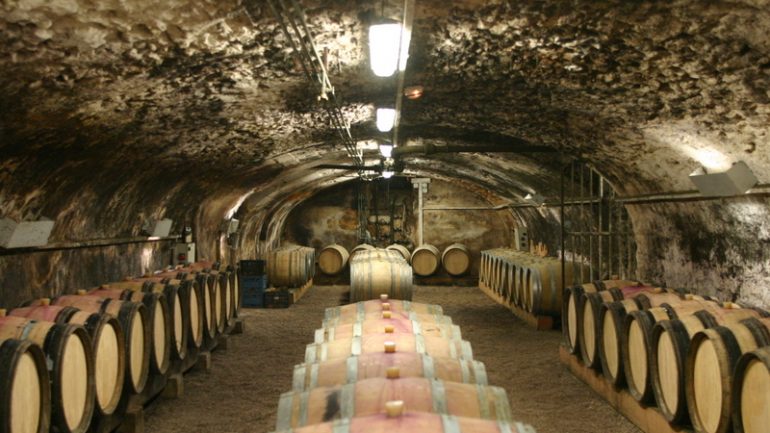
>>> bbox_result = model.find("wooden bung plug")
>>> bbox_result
[382,311,392,319]
[382,303,391,311]
[386,367,400,379]
[385,400,405,418]
[77,289,88,296]
[0,309,6,317]
[384,325,395,333]
[384,341,396,353]
[380,294,389,301]
[40,298,51,306]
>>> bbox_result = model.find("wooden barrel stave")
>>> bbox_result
[315,321,462,343]
[322,310,452,328]
[304,333,473,363]
[0,338,52,433]
[291,352,488,391]
[325,300,442,320]
[275,377,511,430]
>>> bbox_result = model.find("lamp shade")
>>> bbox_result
[376,108,396,132]
[369,21,403,77]
[689,161,758,196]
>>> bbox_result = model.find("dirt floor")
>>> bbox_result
[144,285,641,433]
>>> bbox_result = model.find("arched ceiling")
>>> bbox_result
[1,0,768,231]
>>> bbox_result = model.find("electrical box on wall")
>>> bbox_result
[514,227,529,251]
[173,242,195,265]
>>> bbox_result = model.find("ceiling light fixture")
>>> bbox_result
[380,144,393,158]
[382,170,394,179]
[376,108,396,132]
[689,161,758,196]
[369,20,404,77]
[524,193,545,206]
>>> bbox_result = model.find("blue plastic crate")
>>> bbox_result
[242,275,268,307]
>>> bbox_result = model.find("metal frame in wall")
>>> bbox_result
[560,161,637,284]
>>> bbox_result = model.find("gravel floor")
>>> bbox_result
[144,285,640,433]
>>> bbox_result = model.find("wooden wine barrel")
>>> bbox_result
[562,279,640,355]
[732,345,770,433]
[271,411,537,433]
[267,246,316,288]
[11,305,125,418]
[650,306,766,424]
[411,244,441,276]
[305,333,473,363]
[318,244,350,275]
[322,310,452,328]
[315,320,462,343]
[686,318,770,433]
[579,284,665,368]
[350,250,412,302]
[385,244,411,263]
[0,315,94,433]
[618,297,722,401]
[291,352,488,391]
[275,377,511,429]
[49,294,150,396]
[442,244,471,276]
[350,244,374,259]
[524,258,568,316]
[153,272,212,346]
[89,288,170,377]
[106,280,188,362]
[0,338,51,433]
[324,299,443,320]
[598,295,718,388]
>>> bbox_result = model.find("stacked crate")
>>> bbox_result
[271,294,537,433]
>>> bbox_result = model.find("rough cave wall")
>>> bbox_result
[628,196,770,308]
[283,178,517,277]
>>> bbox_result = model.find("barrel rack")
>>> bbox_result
[478,280,556,331]
[559,346,693,433]
[113,318,245,433]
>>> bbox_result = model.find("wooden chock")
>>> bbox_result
[385,400,405,418]
[384,341,396,353]
[386,367,400,379]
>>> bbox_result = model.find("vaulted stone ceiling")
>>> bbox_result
[1,0,769,306]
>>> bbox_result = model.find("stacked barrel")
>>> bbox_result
[561,280,770,433]
[480,248,583,317]
[350,248,413,302]
[0,260,241,433]
[272,294,536,433]
[267,245,316,288]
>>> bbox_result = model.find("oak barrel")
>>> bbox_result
[271,411,537,433]
[89,288,170,377]
[350,249,412,302]
[49,295,150,395]
[305,333,473,363]
[318,244,350,275]
[267,246,315,288]
[350,244,374,258]
[291,352,488,391]
[441,243,471,276]
[315,320,462,343]
[275,377,511,429]
[562,279,639,355]
[10,305,125,418]
[0,338,51,433]
[732,344,770,433]
[411,244,441,276]
[386,244,411,263]
[685,318,770,433]
[324,299,442,320]
[650,306,766,424]
[322,310,452,328]
[0,316,94,433]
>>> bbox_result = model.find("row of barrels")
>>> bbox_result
[480,248,586,316]
[0,260,241,433]
[319,243,471,277]
[562,280,770,433]
[350,248,413,302]
[270,294,537,433]
[266,245,316,288]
